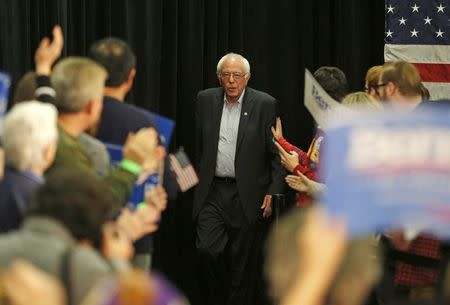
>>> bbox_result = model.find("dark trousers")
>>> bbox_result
[196,178,263,305]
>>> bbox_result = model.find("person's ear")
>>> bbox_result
[386,82,396,96]
[84,99,95,115]
[127,68,136,86]
[217,74,222,86]
[43,142,57,170]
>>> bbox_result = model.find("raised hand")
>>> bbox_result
[145,185,168,211]
[123,128,161,170]
[35,25,64,75]
[271,117,283,140]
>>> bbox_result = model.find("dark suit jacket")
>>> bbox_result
[194,87,285,223]
[0,167,44,233]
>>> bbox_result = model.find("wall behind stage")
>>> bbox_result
[0,0,384,302]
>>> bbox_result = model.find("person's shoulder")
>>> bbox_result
[245,87,277,112]
[246,87,277,103]
[103,97,155,126]
[72,246,111,271]
[197,87,222,98]
[79,133,105,150]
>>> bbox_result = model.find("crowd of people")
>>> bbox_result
[0,23,448,305]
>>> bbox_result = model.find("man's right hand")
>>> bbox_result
[123,128,161,169]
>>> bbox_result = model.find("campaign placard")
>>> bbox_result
[0,71,11,136]
[303,69,349,127]
[321,105,450,239]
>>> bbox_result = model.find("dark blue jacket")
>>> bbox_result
[0,167,44,233]
[96,96,179,256]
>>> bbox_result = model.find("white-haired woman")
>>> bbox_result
[0,101,58,233]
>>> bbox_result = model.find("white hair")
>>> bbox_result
[3,101,58,171]
[216,53,251,75]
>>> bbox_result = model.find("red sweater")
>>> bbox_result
[277,129,325,207]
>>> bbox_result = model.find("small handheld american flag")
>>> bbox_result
[169,148,199,192]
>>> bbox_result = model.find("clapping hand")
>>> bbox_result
[2,260,66,305]
[145,185,168,211]
[116,205,161,241]
[274,141,299,172]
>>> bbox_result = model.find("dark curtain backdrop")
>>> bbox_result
[0,0,384,303]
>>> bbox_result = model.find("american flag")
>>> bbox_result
[385,1,450,99]
[169,149,198,192]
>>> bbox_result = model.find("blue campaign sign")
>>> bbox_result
[149,112,175,148]
[0,71,11,126]
[0,71,11,139]
[321,104,450,239]
[104,143,123,163]
[102,111,173,206]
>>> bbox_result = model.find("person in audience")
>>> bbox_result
[194,52,285,305]
[0,101,57,233]
[81,269,191,305]
[272,66,348,207]
[31,25,167,211]
[375,61,443,304]
[44,56,162,209]
[375,61,422,111]
[265,207,380,305]
[313,66,349,102]
[88,37,175,270]
[0,170,136,305]
[341,91,383,110]
[28,25,111,176]
[13,70,110,177]
[364,65,383,100]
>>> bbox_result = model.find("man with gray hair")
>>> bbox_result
[194,52,285,304]
[0,101,58,233]
[46,56,162,209]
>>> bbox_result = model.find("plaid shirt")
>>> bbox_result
[394,235,442,288]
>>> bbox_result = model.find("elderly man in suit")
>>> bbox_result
[194,52,285,305]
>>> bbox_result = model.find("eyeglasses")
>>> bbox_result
[370,83,387,89]
[219,72,247,80]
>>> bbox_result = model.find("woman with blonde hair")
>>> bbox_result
[364,65,383,100]
[341,91,383,110]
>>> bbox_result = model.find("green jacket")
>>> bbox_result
[46,126,136,209]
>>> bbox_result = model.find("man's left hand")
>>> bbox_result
[261,194,272,218]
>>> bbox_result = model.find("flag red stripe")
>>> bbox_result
[413,63,450,83]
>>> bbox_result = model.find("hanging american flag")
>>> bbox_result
[169,149,198,192]
[385,1,450,99]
